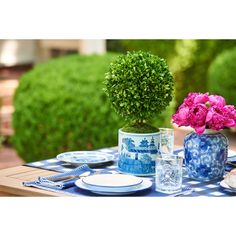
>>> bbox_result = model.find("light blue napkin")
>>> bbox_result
[23,164,95,190]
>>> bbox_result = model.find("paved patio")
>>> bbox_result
[0,145,24,169]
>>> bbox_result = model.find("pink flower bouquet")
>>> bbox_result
[172,92,236,135]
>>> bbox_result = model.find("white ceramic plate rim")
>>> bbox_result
[56,151,115,165]
[220,180,236,192]
[75,178,152,195]
[228,150,236,158]
[82,174,143,189]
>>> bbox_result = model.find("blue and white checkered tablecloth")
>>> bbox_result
[24,148,236,197]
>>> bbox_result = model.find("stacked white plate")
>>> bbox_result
[220,180,236,193]
[75,174,152,195]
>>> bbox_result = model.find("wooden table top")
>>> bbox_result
[0,146,120,197]
[0,165,68,197]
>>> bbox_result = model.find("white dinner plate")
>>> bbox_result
[219,180,236,193]
[227,150,236,162]
[56,151,115,167]
[82,174,143,191]
[75,178,152,195]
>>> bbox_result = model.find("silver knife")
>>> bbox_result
[43,171,92,182]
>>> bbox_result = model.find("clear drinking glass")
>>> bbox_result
[155,154,183,194]
[159,128,174,154]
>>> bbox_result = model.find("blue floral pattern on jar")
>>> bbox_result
[184,130,228,181]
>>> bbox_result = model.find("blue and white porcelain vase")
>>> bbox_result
[184,129,228,181]
[118,129,160,176]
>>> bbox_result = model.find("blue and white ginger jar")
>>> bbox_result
[184,129,228,181]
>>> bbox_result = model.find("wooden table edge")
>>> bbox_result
[0,165,71,197]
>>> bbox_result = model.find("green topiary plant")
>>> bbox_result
[104,51,174,133]
[208,47,236,106]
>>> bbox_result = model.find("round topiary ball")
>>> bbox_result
[208,47,236,106]
[104,51,174,132]
[11,54,124,162]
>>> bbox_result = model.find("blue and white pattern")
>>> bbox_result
[24,148,236,197]
[118,129,159,175]
[25,148,118,173]
[184,131,228,181]
[56,151,116,167]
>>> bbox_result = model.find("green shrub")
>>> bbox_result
[12,53,175,162]
[107,40,176,62]
[11,54,126,162]
[104,51,174,133]
[208,47,236,106]
[172,40,236,108]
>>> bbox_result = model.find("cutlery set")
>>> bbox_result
[38,169,103,189]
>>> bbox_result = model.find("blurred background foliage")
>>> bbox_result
[108,39,236,108]
[11,39,236,161]
[208,46,236,106]
[12,54,123,162]
[0,97,4,149]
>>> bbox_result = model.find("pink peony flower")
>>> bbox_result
[182,92,208,107]
[206,106,227,130]
[222,105,236,127]
[172,106,190,126]
[188,104,208,134]
[172,92,236,135]
[208,95,226,107]
[193,93,209,104]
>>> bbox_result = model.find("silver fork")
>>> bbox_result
[38,170,103,188]
[168,187,195,197]
[40,170,102,186]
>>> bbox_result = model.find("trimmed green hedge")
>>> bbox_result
[11,54,125,162]
[208,47,236,106]
[11,53,174,162]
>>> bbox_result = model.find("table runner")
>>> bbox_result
[24,148,236,197]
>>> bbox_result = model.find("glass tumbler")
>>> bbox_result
[155,154,183,194]
[159,128,174,154]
